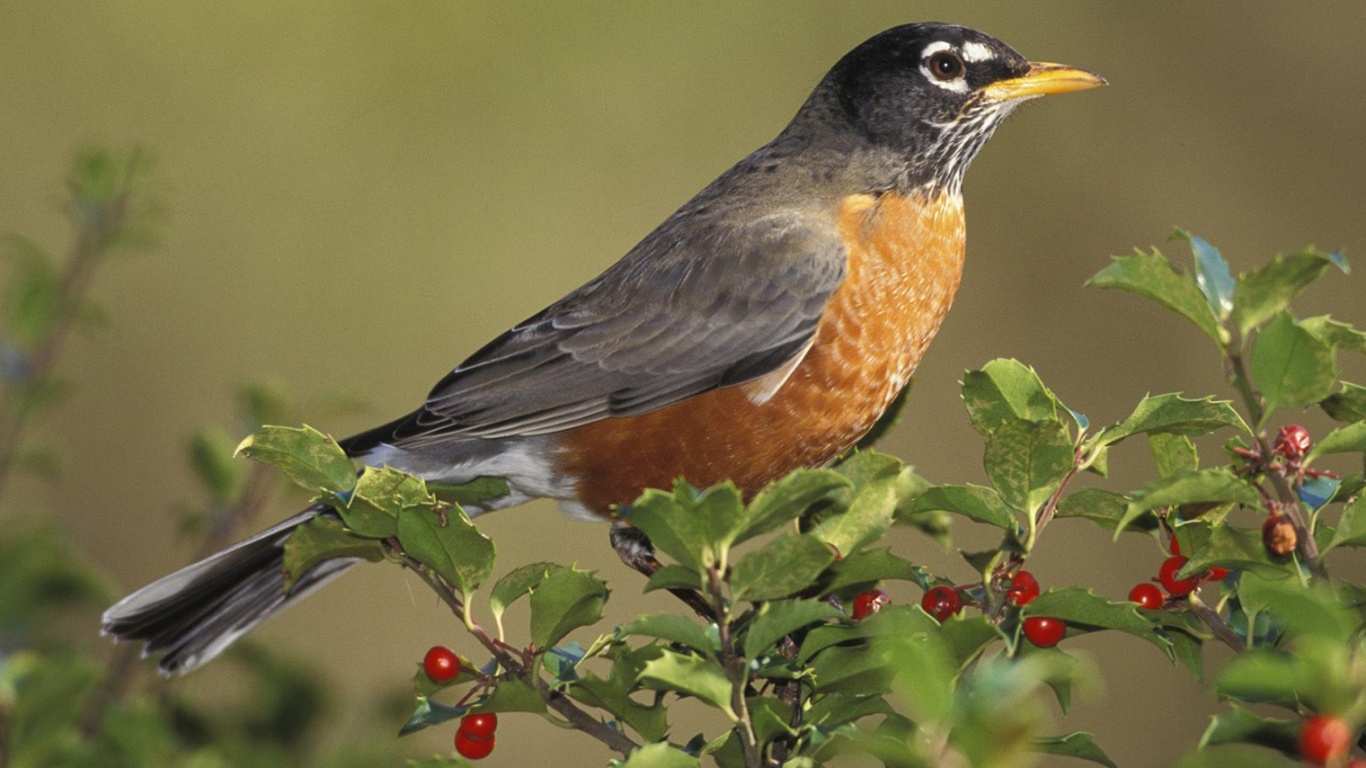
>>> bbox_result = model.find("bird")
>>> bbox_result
[103,22,1104,674]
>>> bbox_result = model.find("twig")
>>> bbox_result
[1189,594,1244,652]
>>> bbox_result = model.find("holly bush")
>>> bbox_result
[2,152,1365,768]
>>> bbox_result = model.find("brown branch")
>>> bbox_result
[1189,594,1245,652]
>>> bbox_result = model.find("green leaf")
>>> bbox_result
[281,515,384,592]
[189,427,243,504]
[939,615,1006,668]
[913,484,1017,531]
[489,562,564,631]
[1326,494,1366,552]
[1173,745,1303,768]
[528,567,608,650]
[1215,649,1317,708]
[961,359,1063,434]
[1094,394,1247,446]
[1176,229,1235,321]
[567,647,669,741]
[984,419,1075,516]
[341,465,434,538]
[1056,488,1154,533]
[1177,521,1284,577]
[1232,248,1350,337]
[0,234,60,345]
[1301,315,1366,356]
[744,599,842,657]
[619,742,701,768]
[1307,420,1366,460]
[1250,313,1337,417]
[833,449,903,486]
[480,677,547,714]
[1030,732,1117,768]
[737,469,849,544]
[1085,248,1226,344]
[427,476,511,510]
[1200,704,1298,756]
[819,547,929,595]
[1024,587,1171,654]
[627,487,708,571]
[730,533,835,602]
[622,613,715,653]
[1321,382,1366,422]
[638,650,735,718]
[803,693,895,729]
[235,425,357,494]
[644,564,702,593]
[395,504,494,600]
[398,694,465,736]
[1149,432,1199,478]
[812,475,898,557]
[1116,469,1262,536]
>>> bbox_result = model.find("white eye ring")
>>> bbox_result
[920,42,970,93]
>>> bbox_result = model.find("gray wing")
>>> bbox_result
[368,208,847,447]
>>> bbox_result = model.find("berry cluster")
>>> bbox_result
[1129,541,1228,611]
[887,570,1066,648]
[422,645,501,760]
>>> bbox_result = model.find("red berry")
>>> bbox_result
[1300,714,1353,766]
[1263,515,1298,558]
[852,589,891,620]
[920,585,962,622]
[455,730,496,760]
[1129,583,1165,610]
[1022,616,1066,648]
[1275,424,1313,459]
[423,645,461,684]
[1208,567,1230,581]
[459,713,499,741]
[1006,570,1041,606]
[1158,555,1198,597]
[1169,537,1182,556]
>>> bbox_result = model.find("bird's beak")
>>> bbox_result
[981,62,1107,102]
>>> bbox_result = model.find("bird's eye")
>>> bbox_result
[927,50,965,81]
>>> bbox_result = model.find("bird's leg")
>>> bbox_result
[609,521,715,621]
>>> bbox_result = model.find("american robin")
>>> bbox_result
[103,22,1103,673]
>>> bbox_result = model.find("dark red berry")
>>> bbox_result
[459,713,499,741]
[1129,583,1165,610]
[1208,567,1230,581]
[1022,616,1066,648]
[455,730,496,760]
[1007,570,1041,606]
[1300,714,1353,766]
[1263,515,1298,558]
[1158,555,1198,597]
[1276,424,1313,459]
[921,585,962,622]
[852,589,891,620]
[423,645,461,684]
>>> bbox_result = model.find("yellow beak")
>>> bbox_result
[981,62,1107,101]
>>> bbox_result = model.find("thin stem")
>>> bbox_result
[1189,594,1244,652]
[711,567,761,768]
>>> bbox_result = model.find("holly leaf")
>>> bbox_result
[730,533,835,602]
[1030,732,1117,768]
[1094,394,1247,446]
[398,694,465,736]
[1307,420,1366,460]
[395,504,494,600]
[638,650,735,718]
[489,562,565,635]
[236,425,357,495]
[1215,649,1318,708]
[984,419,1075,517]
[1301,315,1366,357]
[1200,704,1298,756]
[1056,488,1154,533]
[1173,745,1302,768]
[1177,521,1283,577]
[812,475,898,557]
[529,567,608,650]
[619,743,700,768]
[427,476,510,510]
[939,615,1006,668]
[744,598,842,657]
[1326,494,1366,552]
[1024,588,1171,654]
[1176,229,1235,322]
[819,547,929,595]
[626,485,708,571]
[961,359,1063,434]
[644,564,702,593]
[1115,469,1262,536]
[1149,433,1199,478]
[1321,382,1366,422]
[1085,248,1226,344]
[340,465,434,538]
[1251,313,1338,418]
[913,484,1017,531]
[281,515,384,592]
[1232,248,1349,337]
[621,613,715,653]
[737,469,849,544]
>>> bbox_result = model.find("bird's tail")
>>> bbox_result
[100,504,358,675]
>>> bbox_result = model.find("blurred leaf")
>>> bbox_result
[737,468,849,544]
[528,567,607,650]
[1215,649,1317,708]
[812,475,898,557]
[1326,494,1366,552]
[1085,248,1225,344]
[1173,745,1302,768]
[914,484,1017,531]
[14,442,63,481]
[489,562,564,627]
[0,234,59,345]
[803,693,894,729]
[1175,229,1235,321]
[639,650,735,718]
[1116,469,1262,535]
[281,515,384,592]
[427,476,511,509]
[1301,315,1366,356]
[1232,248,1350,337]
[1094,394,1247,446]
[1030,732,1117,768]
[619,742,701,768]
[984,418,1075,516]
[939,615,1006,667]
[819,547,929,595]
[884,632,957,722]
[961,359,1062,434]
[1307,420,1366,460]
[398,694,465,736]
[236,424,357,495]
[810,643,895,696]
[1321,382,1366,422]
[730,533,834,602]
[1200,704,1298,756]
[1149,432,1199,477]
[189,427,243,504]
[396,503,494,600]
[0,527,112,627]
[744,599,841,657]
[238,380,291,428]
[16,376,72,420]
[1024,588,1171,654]
[622,613,715,653]
[1250,313,1337,417]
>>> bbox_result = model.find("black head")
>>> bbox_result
[792,23,1104,193]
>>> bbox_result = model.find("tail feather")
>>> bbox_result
[101,505,359,675]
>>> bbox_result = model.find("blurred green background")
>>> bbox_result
[3,2,1365,765]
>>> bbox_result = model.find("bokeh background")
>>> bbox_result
[4,2,1366,765]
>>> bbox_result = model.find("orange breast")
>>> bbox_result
[556,190,966,516]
